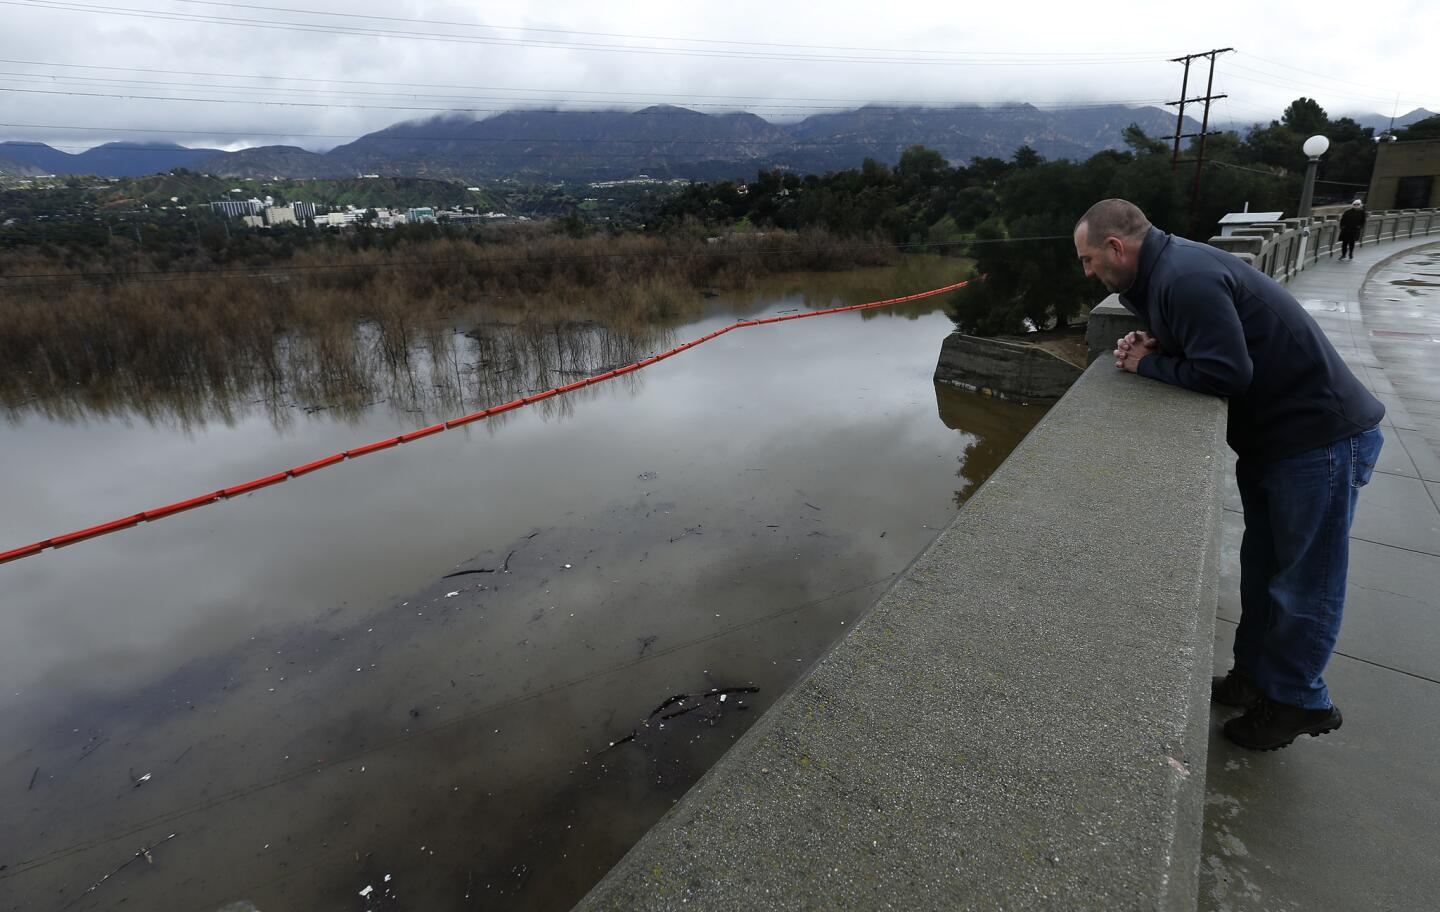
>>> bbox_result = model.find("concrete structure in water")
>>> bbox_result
[933,334,1080,403]
[571,208,1440,911]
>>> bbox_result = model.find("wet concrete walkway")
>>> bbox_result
[1201,238,1440,910]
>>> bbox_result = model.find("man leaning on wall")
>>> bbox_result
[1073,198,1385,751]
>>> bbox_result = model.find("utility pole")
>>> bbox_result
[1167,48,1233,229]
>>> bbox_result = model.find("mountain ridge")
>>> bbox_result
[4,104,1200,181]
[0,140,226,177]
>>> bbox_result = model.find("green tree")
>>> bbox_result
[896,146,947,187]
[1013,145,1044,169]
[1318,116,1376,192]
[1396,114,1440,141]
[1122,124,1170,157]
[1282,97,1329,136]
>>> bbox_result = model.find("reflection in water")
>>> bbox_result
[1371,248,1440,302]
[2,315,672,432]
[935,381,1043,508]
[0,258,1041,912]
[0,255,966,433]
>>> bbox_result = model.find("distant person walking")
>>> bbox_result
[1073,199,1385,751]
[1339,199,1367,259]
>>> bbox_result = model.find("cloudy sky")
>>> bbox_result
[1,0,1436,153]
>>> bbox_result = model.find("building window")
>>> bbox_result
[1395,176,1434,209]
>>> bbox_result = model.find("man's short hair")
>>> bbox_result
[1076,199,1152,243]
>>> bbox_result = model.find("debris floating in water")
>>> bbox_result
[445,591,460,598]
[359,885,374,897]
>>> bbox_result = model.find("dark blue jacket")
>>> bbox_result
[1119,227,1384,460]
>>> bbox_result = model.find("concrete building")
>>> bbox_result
[406,207,436,224]
[436,209,483,225]
[292,201,317,222]
[1367,138,1440,209]
[264,206,296,227]
[210,198,263,218]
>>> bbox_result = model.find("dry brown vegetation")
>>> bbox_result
[0,228,899,424]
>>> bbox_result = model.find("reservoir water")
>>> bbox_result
[0,260,1043,911]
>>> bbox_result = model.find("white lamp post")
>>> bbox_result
[1297,134,1330,218]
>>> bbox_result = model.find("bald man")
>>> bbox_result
[1074,199,1385,751]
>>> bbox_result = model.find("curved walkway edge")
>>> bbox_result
[1202,235,1440,911]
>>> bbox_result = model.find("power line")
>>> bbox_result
[1233,51,1435,107]
[3,1,1170,67]
[1223,62,1432,109]
[1204,159,1367,187]
[1203,159,1288,177]
[0,85,1178,123]
[1167,48,1232,222]
[0,57,1184,105]
[160,0,1169,61]
[0,72,1171,115]
[0,70,1172,115]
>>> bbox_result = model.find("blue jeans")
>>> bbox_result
[1234,427,1383,709]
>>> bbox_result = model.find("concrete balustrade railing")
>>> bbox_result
[1210,207,1440,288]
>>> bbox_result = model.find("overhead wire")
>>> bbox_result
[1223,61,1432,110]
[0,69,1170,113]
[0,56,1175,113]
[2,1,1169,67]
[0,84,1179,123]
[1203,159,1368,189]
[160,0,1170,60]
[1233,51,1434,107]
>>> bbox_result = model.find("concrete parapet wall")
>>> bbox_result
[1209,235,1265,258]
[934,333,1082,403]
[1085,294,1145,364]
[573,362,1227,912]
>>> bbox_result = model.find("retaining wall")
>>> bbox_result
[934,333,1081,403]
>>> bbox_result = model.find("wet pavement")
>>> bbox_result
[0,261,1043,911]
[1202,240,1440,911]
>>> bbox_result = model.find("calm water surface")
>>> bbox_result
[0,260,1043,911]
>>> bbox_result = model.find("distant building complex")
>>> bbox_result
[206,198,515,230]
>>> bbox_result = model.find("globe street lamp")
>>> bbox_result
[1297,134,1330,218]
